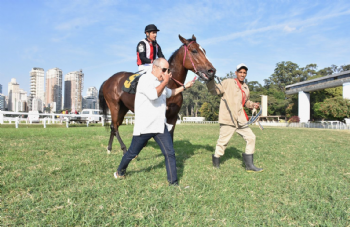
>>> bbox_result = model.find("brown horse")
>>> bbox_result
[99,35,216,154]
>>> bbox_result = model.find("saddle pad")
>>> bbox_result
[122,73,143,94]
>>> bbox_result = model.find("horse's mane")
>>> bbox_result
[168,38,195,65]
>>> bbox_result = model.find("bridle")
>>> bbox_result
[171,41,198,87]
[182,41,198,73]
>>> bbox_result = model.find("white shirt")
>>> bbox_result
[138,64,152,73]
[133,71,173,136]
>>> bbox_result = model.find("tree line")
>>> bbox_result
[180,62,350,121]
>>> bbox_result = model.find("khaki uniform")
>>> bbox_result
[206,79,256,156]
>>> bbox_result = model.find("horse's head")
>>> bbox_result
[179,34,216,81]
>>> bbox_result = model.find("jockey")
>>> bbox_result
[136,24,165,73]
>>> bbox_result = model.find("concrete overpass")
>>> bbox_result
[285,70,350,122]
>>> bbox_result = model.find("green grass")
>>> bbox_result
[1,125,350,226]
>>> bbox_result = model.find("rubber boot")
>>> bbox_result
[212,154,220,168]
[242,153,263,172]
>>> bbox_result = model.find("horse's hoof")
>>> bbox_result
[107,150,111,154]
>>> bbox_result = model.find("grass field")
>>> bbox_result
[1,124,350,226]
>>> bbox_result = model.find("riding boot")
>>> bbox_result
[242,153,263,172]
[212,154,220,168]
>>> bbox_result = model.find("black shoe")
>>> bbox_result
[242,153,263,172]
[212,154,220,168]
[169,181,179,186]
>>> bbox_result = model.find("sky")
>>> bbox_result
[1,0,350,96]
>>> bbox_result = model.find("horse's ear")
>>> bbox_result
[192,34,196,41]
[179,35,188,45]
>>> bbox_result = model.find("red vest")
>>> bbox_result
[137,39,159,66]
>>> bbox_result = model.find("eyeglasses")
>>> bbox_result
[154,65,170,73]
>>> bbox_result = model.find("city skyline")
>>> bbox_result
[1,67,98,112]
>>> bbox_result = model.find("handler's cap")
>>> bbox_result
[236,63,248,71]
[145,24,160,33]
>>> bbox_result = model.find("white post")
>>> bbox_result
[343,82,350,99]
[261,95,268,117]
[0,112,3,124]
[15,117,19,128]
[126,119,128,125]
[298,91,310,123]
[87,121,89,127]
[101,117,104,126]
[52,114,54,124]
[66,120,69,128]
[43,118,46,128]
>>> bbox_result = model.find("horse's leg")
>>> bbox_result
[114,104,129,155]
[107,125,115,154]
[167,116,178,142]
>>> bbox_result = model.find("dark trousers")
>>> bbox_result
[117,126,178,184]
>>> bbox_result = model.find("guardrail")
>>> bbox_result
[259,121,350,130]
[0,110,137,128]
[180,121,218,124]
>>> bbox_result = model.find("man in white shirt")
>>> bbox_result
[114,58,195,185]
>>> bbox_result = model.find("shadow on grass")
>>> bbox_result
[220,147,243,166]
[126,139,243,180]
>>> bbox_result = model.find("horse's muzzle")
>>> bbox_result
[198,68,216,81]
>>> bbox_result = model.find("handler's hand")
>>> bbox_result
[253,102,260,109]
[185,78,195,89]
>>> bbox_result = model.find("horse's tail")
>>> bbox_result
[99,81,109,128]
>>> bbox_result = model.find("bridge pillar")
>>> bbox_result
[343,82,350,99]
[298,91,310,123]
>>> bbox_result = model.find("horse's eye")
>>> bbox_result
[191,50,198,54]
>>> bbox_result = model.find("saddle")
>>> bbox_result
[122,73,144,94]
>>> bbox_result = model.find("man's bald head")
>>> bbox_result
[153,58,168,68]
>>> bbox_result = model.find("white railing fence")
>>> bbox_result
[0,110,125,128]
[180,121,218,124]
[259,121,350,130]
[1,110,349,130]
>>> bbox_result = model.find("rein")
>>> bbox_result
[171,77,184,86]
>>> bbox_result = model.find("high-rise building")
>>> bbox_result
[7,79,27,112]
[8,78,20,111]
[64,70,84,111]
[29,67,45,111]
[19,89,28,111]
[46,68,62,113]
[83,86,99,110]
[0,94,5,110]
[87,87,98,97]
[0,84,3,110]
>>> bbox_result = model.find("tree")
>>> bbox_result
[313,97,350,120]
[339,64,350,72]
[264,61,303,92]
[199,102,219,121]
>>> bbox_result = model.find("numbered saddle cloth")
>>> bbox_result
[122,73,143,94]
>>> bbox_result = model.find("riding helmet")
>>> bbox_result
[145,24,160,33]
